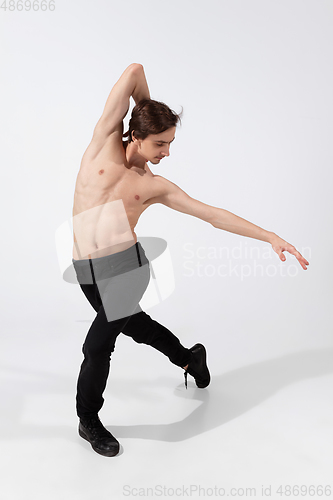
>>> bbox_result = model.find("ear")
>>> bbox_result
[131,131,142,147]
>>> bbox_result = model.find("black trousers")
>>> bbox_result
[73,241,192,418]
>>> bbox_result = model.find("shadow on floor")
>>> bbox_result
[1,348,333,443]
[110,347,333,441]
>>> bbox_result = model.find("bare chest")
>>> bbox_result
[73,161,154,216]
[72,160,156,259]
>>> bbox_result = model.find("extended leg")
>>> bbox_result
[122,309,192,368]
[122,309,210,390]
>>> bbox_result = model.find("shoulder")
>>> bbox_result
[81,129,125,167]
[150,174,176,194]
[144,174,188,207]
[145,174,214,223]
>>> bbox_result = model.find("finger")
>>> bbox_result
[295,252,310,266]
[280,252,286,261]
[283,246,309,269]
[296,256,309,270]
[289,248,305,261]
[276,246,309,267]
[299,255,309,265]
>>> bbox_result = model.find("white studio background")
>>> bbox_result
[1,0,332,499]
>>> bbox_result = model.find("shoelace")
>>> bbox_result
[83,417,111,439]
[184,370,188,389]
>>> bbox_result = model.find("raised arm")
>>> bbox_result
[80,64,150,162]
[151,175,309,270]
[93,63,150,140]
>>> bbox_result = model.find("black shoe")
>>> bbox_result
[78,415,120,457]
[184,343,210,389]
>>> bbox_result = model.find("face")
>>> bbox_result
[134,127,176,165]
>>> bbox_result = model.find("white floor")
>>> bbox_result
[2,326,333,500]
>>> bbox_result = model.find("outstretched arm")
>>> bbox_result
[210,209,309,270]
[151,176,309,270]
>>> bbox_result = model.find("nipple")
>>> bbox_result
[135,195,140,200]
[98,169,104,175]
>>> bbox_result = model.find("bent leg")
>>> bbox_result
[122,310,192,368]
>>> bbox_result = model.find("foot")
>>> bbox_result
[184,343,210,389]
[78,415,120,457]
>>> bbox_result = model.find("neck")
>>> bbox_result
[125,141,146,170]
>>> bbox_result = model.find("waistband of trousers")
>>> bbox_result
[72,241,148,268]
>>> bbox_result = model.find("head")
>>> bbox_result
[127,99,182,164]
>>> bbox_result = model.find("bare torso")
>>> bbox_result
[72,132,158,260]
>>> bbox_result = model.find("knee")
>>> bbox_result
[82,341,115,362]
[126,312,168,345]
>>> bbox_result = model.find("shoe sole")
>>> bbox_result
[79,427,120,457]
[190,343,210,388]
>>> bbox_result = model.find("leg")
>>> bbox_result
[122,309,192,368]
[78,282,102,313]
[73,243,152,456]
[75,250,152,417]
[122,311,210,389]
[76,296,132,418]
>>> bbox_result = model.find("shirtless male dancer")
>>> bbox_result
[72,63,309,457]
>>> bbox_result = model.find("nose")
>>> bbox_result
[162,146,170,157]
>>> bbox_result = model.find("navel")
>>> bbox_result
[98,169,104,175]
[135,195,140,200]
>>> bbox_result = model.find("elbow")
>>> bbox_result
[208,213,220,228]
[129,63,144,73]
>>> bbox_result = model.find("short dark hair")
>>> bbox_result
[126,99,182,143]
